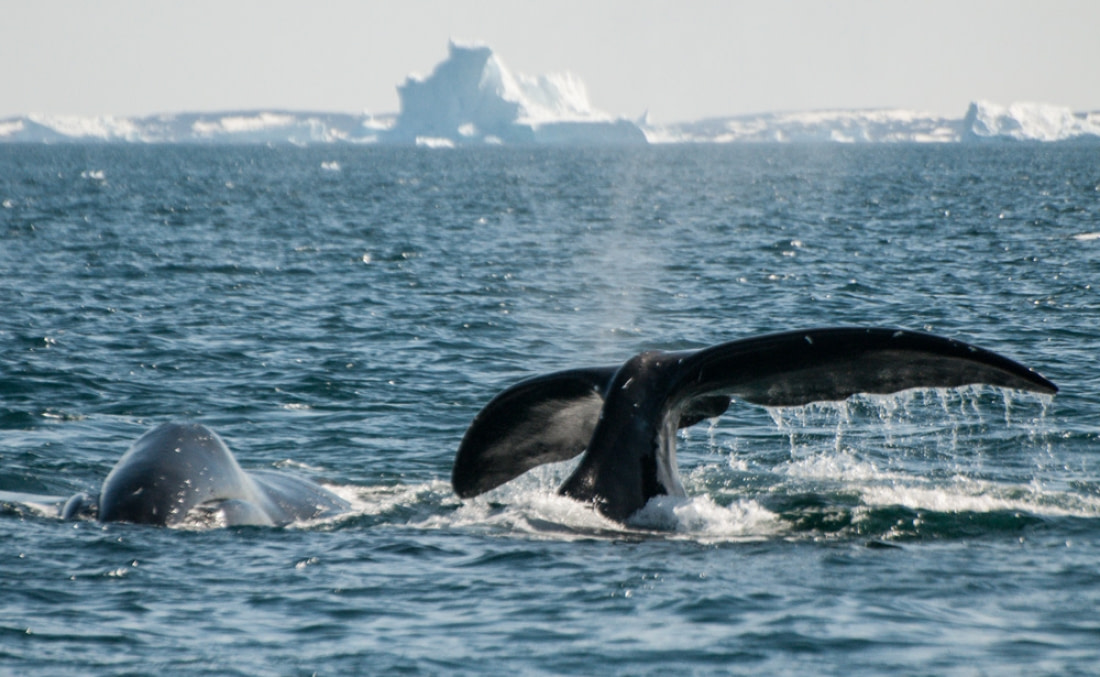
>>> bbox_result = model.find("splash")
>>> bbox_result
[302,388,1067,542]
[628,495,785,543]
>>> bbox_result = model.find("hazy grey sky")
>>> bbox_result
[4,0,1098,121]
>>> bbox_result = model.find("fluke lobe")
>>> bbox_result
[452,327,1057,523]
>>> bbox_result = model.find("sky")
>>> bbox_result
[3,0,1098,122]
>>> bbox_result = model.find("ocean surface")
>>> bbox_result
[1,144,1098,676]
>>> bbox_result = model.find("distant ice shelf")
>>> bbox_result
[645,109,961,144]
[0,111,392,145]
[2,42,1097,146]
[645,102,1100,144]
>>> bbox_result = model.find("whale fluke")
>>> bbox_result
[452,328,1057,523]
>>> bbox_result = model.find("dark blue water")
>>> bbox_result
[1,144,1098,675]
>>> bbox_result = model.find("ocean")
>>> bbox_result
[1,143,1098,675]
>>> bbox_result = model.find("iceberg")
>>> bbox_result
[961,101,1100,142]
[383,41,646,145]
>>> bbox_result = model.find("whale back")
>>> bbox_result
[247,470,350,524]
[99,422,256,525]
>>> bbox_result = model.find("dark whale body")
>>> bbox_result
[62,422,348,526]
[452,328,1057,523]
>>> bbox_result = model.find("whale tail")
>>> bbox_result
[452,328,1057,522]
